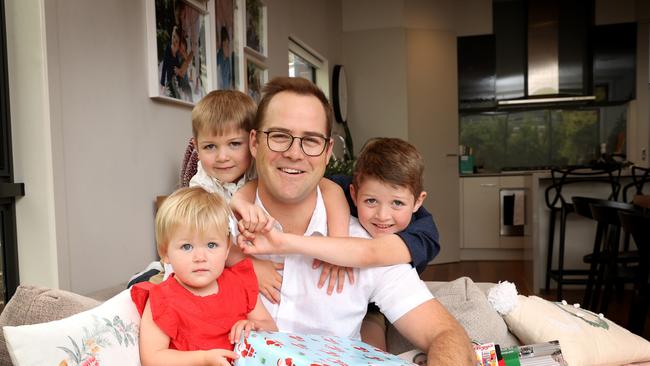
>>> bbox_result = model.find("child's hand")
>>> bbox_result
[203,349,239,366]
[237,227,286,255]
[230,197,275,235]
[229,319,258,344]
[251,257,284,304]
[312,259,355,294]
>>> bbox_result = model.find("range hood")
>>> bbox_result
[495,0,595,106]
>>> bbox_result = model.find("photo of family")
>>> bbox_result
[245,0,266,55]
[215,0,237,90]
[154,0,208,104]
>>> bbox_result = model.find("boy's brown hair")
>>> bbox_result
[254,76,334,136]
[192,90,257,139]
[155,187,233,258]
[352,138,424,198]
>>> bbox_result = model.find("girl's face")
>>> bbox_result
[195,127,251,184]
[163,223,230,297]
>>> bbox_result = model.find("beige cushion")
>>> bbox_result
[0,285,100,365]
[505,295,650,366]
[387,277,520,354]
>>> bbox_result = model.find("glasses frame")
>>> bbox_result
[259,130,331,157]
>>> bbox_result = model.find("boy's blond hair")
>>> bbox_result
[155,187,232,258]
[192,90,257,139]
[352,138,424,198]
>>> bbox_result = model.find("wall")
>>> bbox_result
[6,0,342,295]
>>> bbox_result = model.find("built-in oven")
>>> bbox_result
[500,189,526,236]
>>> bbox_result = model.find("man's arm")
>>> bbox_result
[392,299,475,366]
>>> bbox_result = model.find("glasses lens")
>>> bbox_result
[301,136,326,156]
[267,131,293,152]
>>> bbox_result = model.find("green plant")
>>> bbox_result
[326,158,355,176]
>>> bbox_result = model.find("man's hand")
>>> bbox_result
[251,257,283,304]
[231,197,275,235]
[229,319,257,344]
[312,259,355,294]
[203,349,239,366]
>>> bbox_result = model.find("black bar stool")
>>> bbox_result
[588,201,638,314]
[617,210,650,336]
[545,166,621,301]
[622,166,650,203]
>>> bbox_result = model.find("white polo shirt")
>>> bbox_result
[256,188,433,339]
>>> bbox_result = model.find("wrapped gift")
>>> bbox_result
[234,331,416,366]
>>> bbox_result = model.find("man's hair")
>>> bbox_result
[192,90,256,139]
[352,138,424,198]
[254,76,333,136]
[155,187,232,258]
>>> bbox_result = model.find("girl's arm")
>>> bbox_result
[139,301,238,366]
[319,178,350,237]
[229,296,278,344]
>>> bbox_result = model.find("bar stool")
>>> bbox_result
[587,201,638,314]
[545,166,621,300]
[618,210,650,336]
[622,166,650,203]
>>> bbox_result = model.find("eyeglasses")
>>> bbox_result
[259,130,330,157]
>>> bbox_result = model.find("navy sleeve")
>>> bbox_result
[397,206,441,274]
[326,174,357,217]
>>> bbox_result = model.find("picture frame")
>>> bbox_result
[244,51,267,104]
[244,0,267,57]
[214,0,240,90]
[146,0,213,106]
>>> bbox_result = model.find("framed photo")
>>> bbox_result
[215,0,239,90]
[146,0,213,106]
[245,0,267,57]
[245,52,267,103]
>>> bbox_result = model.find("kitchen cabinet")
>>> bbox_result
[461,176,525,249]
[592,22,636,103]
[457,35,496,110]
[494,0,526,100]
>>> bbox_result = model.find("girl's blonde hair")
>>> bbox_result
[155,187,233,257]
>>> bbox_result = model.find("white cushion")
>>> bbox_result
[2,289,140,366]
[504,295,650,366]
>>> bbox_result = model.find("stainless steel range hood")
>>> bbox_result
[497,0,595,106]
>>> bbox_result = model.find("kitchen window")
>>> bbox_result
[287,37,329,96]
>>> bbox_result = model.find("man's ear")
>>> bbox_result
[249,129,258,158]
[350,184,357,207]
[413,191,427,213]
[324,138,334,164]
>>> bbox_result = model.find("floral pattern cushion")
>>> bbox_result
[2,289,140,366]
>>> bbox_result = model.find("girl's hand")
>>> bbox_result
[237,227,286,255]
[203,349,239,366]
[251,257,284,304]
[229,319,257,344]
[313,259,355,294]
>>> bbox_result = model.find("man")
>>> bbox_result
[247,76,475,365]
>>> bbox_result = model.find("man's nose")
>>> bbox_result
[282,138,304,159]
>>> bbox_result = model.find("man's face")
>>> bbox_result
[250,91,332,205]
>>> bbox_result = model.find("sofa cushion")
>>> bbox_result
[504,295,650,366]
[387,277,520,355]
[0,285,100,365]
[3,288,139,366]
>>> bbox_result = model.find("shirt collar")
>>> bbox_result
[255,186,327,236]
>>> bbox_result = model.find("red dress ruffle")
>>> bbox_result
[131,258,259,351]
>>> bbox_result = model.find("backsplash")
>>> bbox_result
[459,104,627,173]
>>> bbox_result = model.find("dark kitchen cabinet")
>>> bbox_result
[494,0,526,100]
[457,35,496,110]
[593,22,637,103]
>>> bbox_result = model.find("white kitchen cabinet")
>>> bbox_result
[461,176,526,249]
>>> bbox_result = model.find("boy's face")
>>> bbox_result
[195,127,251,184]
[351,177,426,238]
[163,223,230,296]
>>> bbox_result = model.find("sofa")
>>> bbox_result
[1,279,649,366]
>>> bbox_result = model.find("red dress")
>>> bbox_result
[131,258,258,351]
